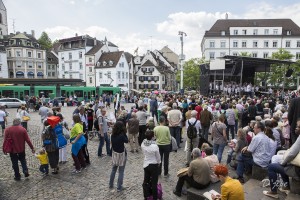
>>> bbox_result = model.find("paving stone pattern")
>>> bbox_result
[0,105,186,200]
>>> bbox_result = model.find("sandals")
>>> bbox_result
[263,191,279,199]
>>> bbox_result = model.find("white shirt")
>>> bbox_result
[186,117,201,134]
[141,141,161,168]
[0,110,6,121]
[157,101,165,111]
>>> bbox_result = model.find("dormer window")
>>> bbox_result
[287,30,292,35]
[221,31,225,36]
[96,62,100,67]
[103,61,107,66]
[109,60,113,66]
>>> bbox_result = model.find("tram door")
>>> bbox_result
[214,80,223,93]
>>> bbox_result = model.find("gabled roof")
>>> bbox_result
[52,42,61,54]
[204,19,300,37]
[108,41,118,47]
[124,52,133,63]
[46,51,58,64]
[95,51,124,68]
[142,60,154,66]
[85,41,104,55]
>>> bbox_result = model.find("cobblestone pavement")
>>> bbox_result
[0,104,195,200]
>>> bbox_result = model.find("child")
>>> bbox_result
[281,112,290,148]
[201,143,210,158]
[57,113,69,164]
[226,129,248,168]
[35,148,49,176]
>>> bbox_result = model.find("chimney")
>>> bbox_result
[75,33,78,37]
[16,31,20,34]
[94,37,97,46]
[31,30,35,38]
[225,13,228,19]
[23,31,27,35]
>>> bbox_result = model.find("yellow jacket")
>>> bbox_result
[221,177,245,200]
[35,152,48,165]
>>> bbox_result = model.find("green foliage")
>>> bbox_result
[38,32,53,50]
[176,58,205,90]
[255,48,300,89]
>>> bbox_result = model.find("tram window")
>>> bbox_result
[25,90,29,96]
[74,90,83,97]
[3,90,13,98]
[15,92,18,98]
[20,92,24,100]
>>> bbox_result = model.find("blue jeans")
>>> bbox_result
[202,126,209,141]
[236,154,253,178]
[268,163,290,192]
[169,126,180,148]
[98,132,111,156]
[10,152,28,178]
[39,164,49,174]
[109,156,127,190]
[213,143,226,163]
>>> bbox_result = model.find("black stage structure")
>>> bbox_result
[199,56,297,96]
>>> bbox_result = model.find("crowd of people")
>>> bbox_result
[2,87,300,200]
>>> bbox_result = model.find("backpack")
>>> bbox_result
[187,120,198,139]
[53,124,67,148]
[43,126,58,152]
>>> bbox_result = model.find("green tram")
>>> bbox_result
[0,86,30,100]
[0,86,122,100]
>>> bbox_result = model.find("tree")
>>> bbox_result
[176,58,205,90]
[270,48,295,88]
[38,32,53,50]
[239,52,251,57]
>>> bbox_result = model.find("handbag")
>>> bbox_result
[283,149,300,167]
[22,111,30,121]
[3,132,13,154]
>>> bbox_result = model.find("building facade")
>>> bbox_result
[0,0,8,36]
[95,51,130,92]
[134,50,177,91]
[46,51,58,78]
[57,35,96,81]
[0,45,7,78]
[2,32,47,79]
[201,19,300,61]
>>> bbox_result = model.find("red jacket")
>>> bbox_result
[3,125,34,153]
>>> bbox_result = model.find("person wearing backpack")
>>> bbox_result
[185,110,201,166]
[42,120,59,174]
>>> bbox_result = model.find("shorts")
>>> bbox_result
[0,121,5,129]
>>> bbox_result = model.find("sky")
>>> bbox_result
[3,0,300,59]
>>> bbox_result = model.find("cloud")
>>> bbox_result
[156,2,300,58]
[156,11,236,58]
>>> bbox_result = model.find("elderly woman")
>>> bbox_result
[212,165,245,200]
[173,148,210,197]
[127,112,140,153]
[263,119,300,199]
[160,106,169,126]
[211,114,227,162]
[70,114,87,174]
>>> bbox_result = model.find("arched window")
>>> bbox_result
[16,71,24,78]
[27,71,34,78]
[37,72,44,78]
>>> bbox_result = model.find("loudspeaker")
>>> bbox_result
[200,75,209,96]
[285,69,293,77]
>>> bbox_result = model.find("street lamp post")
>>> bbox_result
[178,31,187,94]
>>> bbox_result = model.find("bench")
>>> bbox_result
[186,182,221,200]
[252,165,268,181]
[290,177,300,195]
